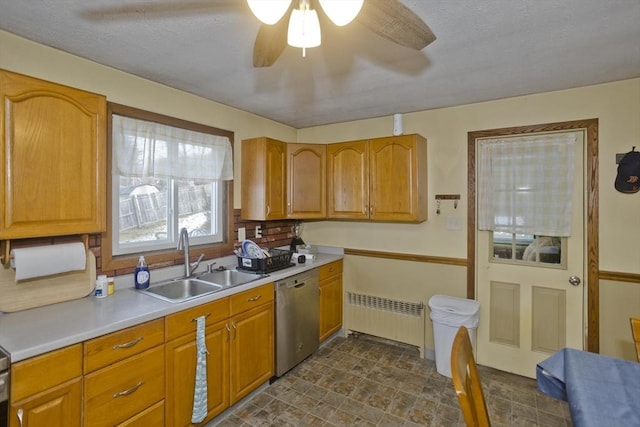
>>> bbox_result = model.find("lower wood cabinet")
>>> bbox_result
[83,319,165,427]
[10,344,82,427]
[165,298,230,427]
[84,346,164,427]
[9,282,278,427]
[229,287,274,404]
[164,283,274,426]
[319,260,344,342]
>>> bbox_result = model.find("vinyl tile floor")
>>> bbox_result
[213,334,572,426]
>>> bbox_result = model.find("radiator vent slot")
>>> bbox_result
[347,292,424,317]
[345,292,425,357]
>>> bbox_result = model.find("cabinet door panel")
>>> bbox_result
[165,321,229,426]
[327,140,369,219]
[229,303,274,404]
[370,135,427,222]
[319,279,343,342]
[241,137,286,220]
[0,70,106,238]
[287,143,326,218]
[10,378,81,427]
[265,140,287,219]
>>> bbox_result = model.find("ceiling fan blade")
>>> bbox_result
[356,0,436,50]
[253,18,289,67]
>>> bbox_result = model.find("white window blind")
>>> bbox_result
[112,114,233,181]
[477,132,576,236]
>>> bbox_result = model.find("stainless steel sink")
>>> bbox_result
[196,269,263,287]
[141,278,224,303]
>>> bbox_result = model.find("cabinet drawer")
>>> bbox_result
[84,345,164,427]
[116,400,164,427]
[230,283,274,316]
[11,343,82,402]
[165,297,229,341]
[319,260,343,281]
[84,318,164,373]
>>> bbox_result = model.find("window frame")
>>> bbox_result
[102,103,235,271]
[490,232,567,269]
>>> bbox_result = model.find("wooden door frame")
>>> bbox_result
[467,119,599,352]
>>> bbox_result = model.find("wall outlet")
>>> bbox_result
[238,227,246,242]
[255,225,262,238]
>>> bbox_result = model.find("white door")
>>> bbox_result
[475,131,585,378]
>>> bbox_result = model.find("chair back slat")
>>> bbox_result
[451,326,491,427]
[630,317,640,362]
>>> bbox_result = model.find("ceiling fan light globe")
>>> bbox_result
[287,7,321,48]
[247,0,291,25]
[319,0,363,26]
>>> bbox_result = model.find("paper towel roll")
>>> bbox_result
[11,242,87,281]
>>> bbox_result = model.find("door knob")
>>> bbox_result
[568,276,581,286]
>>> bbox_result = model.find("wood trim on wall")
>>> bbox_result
[467,119,600,353]
[599,270,640,284]
[344,248,467,266]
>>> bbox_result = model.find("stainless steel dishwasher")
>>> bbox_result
[275,269,319,377]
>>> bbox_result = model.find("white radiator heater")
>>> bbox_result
[345,292,426,357]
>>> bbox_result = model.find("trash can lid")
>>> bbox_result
[428,294,480,316]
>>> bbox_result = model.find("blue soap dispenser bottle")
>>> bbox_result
[134,255,150,289]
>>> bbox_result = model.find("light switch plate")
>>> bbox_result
[238,227,246,241]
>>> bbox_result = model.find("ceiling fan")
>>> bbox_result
[249,0,436,67]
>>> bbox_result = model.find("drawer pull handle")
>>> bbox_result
[248,295,262,302]
[191,313,211,322]
[225,323,231,342]
[113,336,144,349]
[113,381,144,398]
[17,408,23,427]
[231,321,237,340]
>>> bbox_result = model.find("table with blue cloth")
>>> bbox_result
[536,348,640,426]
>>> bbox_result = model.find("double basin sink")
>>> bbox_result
[141,269,266,303]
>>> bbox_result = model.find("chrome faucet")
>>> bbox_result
[177,227,205,278]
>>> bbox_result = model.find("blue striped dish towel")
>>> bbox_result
[191,315,208,423]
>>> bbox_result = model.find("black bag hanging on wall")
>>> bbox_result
[615,147,640,194]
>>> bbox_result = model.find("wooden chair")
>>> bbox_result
[450,326,491,426]
[630,317,640,362]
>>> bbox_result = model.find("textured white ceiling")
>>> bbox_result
[1,0,639,128]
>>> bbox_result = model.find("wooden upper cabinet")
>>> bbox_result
[287,143,326,219]
[0,69,106,239]
[327,140,369,220]
[327,134,427,222]
[241,137,287,221]
[370,134,428,222]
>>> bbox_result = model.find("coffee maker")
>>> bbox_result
[289,222,305,252]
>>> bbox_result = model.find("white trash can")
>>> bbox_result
[428,294,480,378]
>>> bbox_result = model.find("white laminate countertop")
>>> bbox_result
[0,249,343,362]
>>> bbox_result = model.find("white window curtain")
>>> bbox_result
[477,132,576,236]
[112,114,233,181]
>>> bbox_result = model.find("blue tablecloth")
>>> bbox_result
[537,348,640,426]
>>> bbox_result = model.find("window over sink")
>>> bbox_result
[102,104,235,271]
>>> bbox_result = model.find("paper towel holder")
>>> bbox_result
[1,234,90,268]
